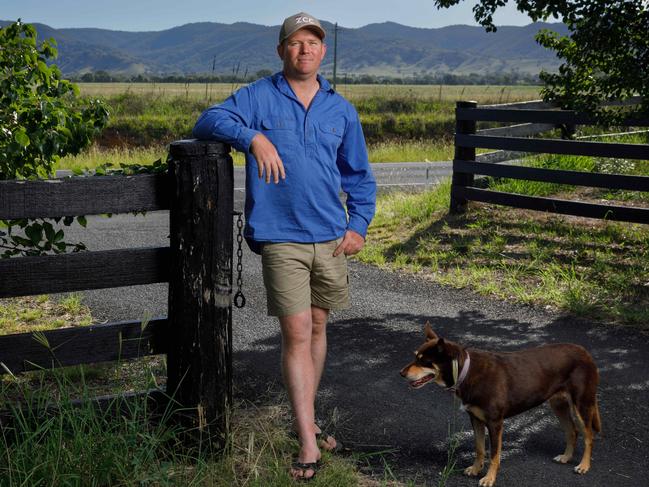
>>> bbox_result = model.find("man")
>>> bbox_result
[193,12,376,481]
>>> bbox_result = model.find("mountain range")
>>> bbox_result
[0,19,568,76]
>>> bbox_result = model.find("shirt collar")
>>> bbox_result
[272,71,334,96]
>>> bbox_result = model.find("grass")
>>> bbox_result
[0,294,417,486]
[56,139,451,172]
[56,146,169,173]
[0,369,364,487]
[357,147,649,328]
[72,83,541,151]
[0,294,92,335]
[77,82,541,105]
[1,368,406,487]
[369,140,454,163]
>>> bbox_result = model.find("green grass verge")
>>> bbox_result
[56,140,452,172]
[1,376,363,486]
[358,151,649,327]
[0,295,413,486]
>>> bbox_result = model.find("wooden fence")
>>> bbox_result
[0,140,234,448]
[450,100,649,224]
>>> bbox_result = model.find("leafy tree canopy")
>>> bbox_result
[433,1,649,119]
[0,20,108,180]
[1,20,108,257]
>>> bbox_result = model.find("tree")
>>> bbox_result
[0,20,109,256]
[433,1,649,119]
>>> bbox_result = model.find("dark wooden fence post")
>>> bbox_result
[450,100,477,213]
[166,139,234,450]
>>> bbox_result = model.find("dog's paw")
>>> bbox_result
[553,454,572,464]
[464,464,483,477]
[478,474,496,487]
[574,463,590,475]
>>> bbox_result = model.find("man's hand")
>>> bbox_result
[250,133,286,183]
[333,230,365,257]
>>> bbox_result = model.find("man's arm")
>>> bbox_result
[193,88,285,183]
[334,111,377,256]
[193,87,258,152]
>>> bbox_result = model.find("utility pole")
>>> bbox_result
[333,22,338,91]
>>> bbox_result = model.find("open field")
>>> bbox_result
[77,82,541,104]
[61,82,541,169]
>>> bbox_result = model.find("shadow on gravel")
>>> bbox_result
[233,309,649,487]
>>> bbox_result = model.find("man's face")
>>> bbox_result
[277,29,326,79]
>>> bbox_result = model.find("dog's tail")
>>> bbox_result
[592,399,602,434]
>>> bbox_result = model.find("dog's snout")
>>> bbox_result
[399,364,410,377]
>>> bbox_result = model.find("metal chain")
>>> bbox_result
[233,211,246,308]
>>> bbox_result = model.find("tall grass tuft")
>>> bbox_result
[0,366,364,486]
[1,370,183,486]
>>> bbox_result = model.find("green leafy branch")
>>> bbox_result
[1,20,109,258]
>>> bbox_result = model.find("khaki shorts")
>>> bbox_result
[261,238,350,317]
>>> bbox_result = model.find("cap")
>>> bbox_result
[279,12,326,44]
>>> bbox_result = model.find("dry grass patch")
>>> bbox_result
[0,294,92,335]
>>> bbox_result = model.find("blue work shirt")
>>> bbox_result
[193,72,376,246]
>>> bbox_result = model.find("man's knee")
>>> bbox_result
[311,306,329,335]
[280,311,313,346]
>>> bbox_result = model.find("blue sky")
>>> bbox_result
[2,0,538,31]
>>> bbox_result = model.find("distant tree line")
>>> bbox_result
[72,69,541,86]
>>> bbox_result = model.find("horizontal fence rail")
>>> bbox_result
[477,122,556,138]
[454,187,649,224]
[0,318,169,375]
[456,107,649,126]
[0,247,171,298]
[480,100,556,110]
[0,173,170,220]
[454,160,649,192]
[450,99,649,223]
[456,134,649,160]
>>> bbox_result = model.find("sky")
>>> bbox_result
[1,0,538,31]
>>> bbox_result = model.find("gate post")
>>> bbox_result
[166,139,234,450]
[450,100,477,213]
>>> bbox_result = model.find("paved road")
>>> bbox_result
[60,165,648,487]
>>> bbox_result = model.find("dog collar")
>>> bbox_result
[447,351,470,392]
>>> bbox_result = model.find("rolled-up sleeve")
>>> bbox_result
[192,87,259,153]
[337,113,376,238]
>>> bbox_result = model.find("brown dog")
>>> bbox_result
[400,324,601,487]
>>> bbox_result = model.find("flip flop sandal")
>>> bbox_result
[288,424,343,453]
[316,428,342,453]
[291,461,319,482]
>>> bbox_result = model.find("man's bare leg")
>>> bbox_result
[280,309,320,478]
[310,305,329,394]
[310,305,338,450]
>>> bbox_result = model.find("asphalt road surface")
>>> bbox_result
[59,163,648,487]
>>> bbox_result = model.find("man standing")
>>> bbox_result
[193,12,376,481]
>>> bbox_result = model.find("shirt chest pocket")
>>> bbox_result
[261,118,298,148]
[317,121,344,153]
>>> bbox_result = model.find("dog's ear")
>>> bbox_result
[436,338,446,352]
[424,322,438,341]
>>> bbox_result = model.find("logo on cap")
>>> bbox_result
[295,16,315,25]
